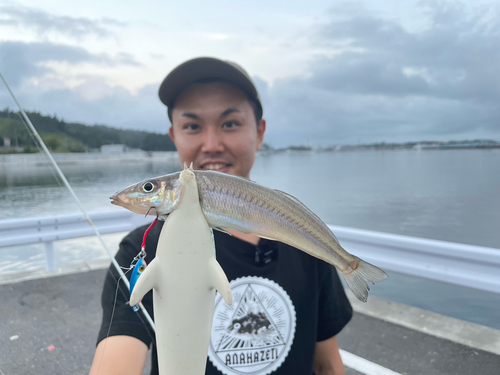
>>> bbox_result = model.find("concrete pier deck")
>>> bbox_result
[1,265,499,375]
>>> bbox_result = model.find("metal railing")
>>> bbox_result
[329,225,500,294]
[1,210,499,294]
[0,210,153,271]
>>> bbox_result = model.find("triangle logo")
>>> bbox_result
[209,276,296,375]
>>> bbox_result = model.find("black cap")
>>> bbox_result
[158,57,263,120]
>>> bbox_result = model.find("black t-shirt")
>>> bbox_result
[97,221,352,375]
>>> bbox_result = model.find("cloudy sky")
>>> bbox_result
[1,0,499,147]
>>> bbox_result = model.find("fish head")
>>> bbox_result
[110,174,181,217]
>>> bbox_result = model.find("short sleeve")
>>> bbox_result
[96,226,156,347]
[316,263,353,341]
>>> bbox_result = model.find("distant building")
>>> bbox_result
[100,144,131,154]
[3,137,11,148]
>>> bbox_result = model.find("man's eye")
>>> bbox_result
[222,121,238,129]
[183,123,200,131]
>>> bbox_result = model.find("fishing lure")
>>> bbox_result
[130,259,147,312]
[129,217,158,312]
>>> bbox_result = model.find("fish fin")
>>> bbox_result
[343,257,388,302]
[221,173,256,183]
[130,258,159,306]
[274,189,339,242]
[199,170,256,183]
[238,176,256,183]
[213,227,233,236]
[209,257,233,305]
[256,234,278,241]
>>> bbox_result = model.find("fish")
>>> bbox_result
[130,258,147,312]
[111,170,388,302]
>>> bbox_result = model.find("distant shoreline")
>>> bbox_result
[2,147,499,166]
[0,151,178,166]
[264,145,500,154]
[320,145,500,152]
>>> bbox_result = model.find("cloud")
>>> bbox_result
[115,52,141,67]
[27,82,168,132]
[149,53,166,61]
[315,2,500,103]
[0,41,155,132]
[1,1,499,147]
[0,4,125,39]
[259,1,500,146]
[0,41,140,87]
[0,77,169,134]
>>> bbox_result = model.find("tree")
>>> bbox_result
[43,134,63,151]
[141,133,176,151]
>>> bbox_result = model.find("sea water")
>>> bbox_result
[1,149,499,328]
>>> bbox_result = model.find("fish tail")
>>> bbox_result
[343,257,388,302]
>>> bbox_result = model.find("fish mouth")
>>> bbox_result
[110,194,128,207]
[110,194,151,215]
[110,196,120,206]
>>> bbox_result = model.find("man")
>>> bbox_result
[89,57,352,375]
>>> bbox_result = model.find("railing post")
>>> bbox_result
[45,241,55,271]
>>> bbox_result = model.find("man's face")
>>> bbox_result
[169,81,266,178]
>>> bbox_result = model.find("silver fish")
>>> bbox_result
[110,170,388,302]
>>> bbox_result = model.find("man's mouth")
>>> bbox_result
[200,163,230,171]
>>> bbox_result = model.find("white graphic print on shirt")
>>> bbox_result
[208,276,296,375]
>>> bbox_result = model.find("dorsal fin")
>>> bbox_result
[274,189,338,243]
[223,173,257,183]
[195,170,257,183]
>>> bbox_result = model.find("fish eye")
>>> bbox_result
[138,265,145,272]
[142,181,155,193]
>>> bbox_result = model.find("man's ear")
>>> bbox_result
[168,126,175,141]
[256,119,266,151]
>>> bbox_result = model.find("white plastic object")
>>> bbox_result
[130,168,232,375]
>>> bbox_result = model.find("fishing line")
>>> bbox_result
[2,72,158,374]
[12,109,67,190]
[96,263,156,375]
[96,242,158,375]
[0,72,155,331]
[95,267,131,375]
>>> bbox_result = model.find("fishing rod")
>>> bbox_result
[0,71,155,332]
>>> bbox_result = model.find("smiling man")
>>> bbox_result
[89,57,352,375]
[168,79,264,178]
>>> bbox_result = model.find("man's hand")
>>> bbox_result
[89,336,148,375]
[313,336,346,375]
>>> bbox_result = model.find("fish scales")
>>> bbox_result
[110,170,388,302]
[197,172,346,264]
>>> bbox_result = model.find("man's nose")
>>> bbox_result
[201,128,224,153]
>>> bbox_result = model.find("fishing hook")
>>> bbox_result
[145,206,156,217]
